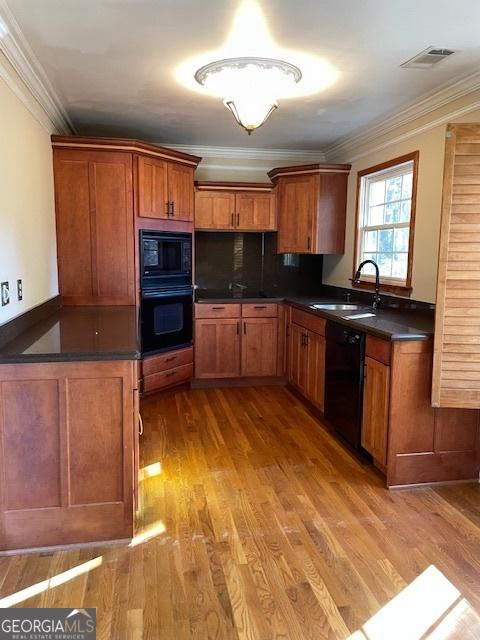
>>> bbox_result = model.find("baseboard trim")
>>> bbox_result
[191,376,287,388]
[0,536,131,557]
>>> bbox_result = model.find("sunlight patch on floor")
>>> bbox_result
[0,556,103,608]
[128,521,166,547]
[348,565,479,640]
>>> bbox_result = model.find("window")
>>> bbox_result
[354,151,418,294]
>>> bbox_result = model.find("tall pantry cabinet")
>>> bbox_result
[52,136,201,305]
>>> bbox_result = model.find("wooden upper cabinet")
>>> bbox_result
[236,192,275,231]
[268,163,351,254]
[137,156,168,219]
[362,356,390,464]
[194,182,275,231]
[53,148,135,305]
[195,191,235,229]
[277,175,316,253]
[168,163,194,221]
[52,136,201,306]
[433,123,480,409]
[138,157,194,221]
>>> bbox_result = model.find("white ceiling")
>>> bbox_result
[5,0,480,150]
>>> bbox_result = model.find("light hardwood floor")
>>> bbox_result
[1,385,480,639]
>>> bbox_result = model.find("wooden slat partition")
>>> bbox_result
[433,123,480,408]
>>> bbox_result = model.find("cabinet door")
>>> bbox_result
[235,193,275,231]
[362,357,390,464]
[241,318,278,377]
[305,331,326,412]
[92,153,135,304]
[195,191,235,229]
[54,149,135,305]
[0,360,135,551]
[277,175,316,253]
[168,163,194,221]
[288,323,308,393]
[54,152,94,298]
[195,319,241,378]
[137,155,168,219]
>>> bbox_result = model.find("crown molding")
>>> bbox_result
[0,0,73,133]
[325,68,480,162]
[160,143,326,163]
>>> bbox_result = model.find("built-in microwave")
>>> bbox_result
[140,230,192,290]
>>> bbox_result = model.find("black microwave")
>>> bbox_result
[140,230,192,290]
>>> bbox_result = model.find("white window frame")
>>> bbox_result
[354,152,418,292]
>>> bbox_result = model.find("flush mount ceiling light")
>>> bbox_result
[176,1,338,135]
[194,57,302,134]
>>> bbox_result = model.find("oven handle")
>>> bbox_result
[141,288,193,299]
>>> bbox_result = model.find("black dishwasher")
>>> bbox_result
[324,321,366,451]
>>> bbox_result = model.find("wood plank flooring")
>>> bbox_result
[1,385,480,639]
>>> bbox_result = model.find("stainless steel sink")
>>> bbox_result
[310,303,369,311]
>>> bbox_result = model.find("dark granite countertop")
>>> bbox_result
[0,306,140,363]
[195,292,434,341]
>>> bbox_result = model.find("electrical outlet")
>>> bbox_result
[1,282,9,306]
[17,279,23,301]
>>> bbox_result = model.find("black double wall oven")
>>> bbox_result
[140,231,193,356]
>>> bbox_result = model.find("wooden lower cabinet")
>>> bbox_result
[195,318,241,378]
[142,346,193,394]
[288,322,325,411]
[241,318,278,377]
[361,356,390,464]
[0,360,136,552]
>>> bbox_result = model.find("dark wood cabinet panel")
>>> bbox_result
[269,164,350,254]
[277,175,315,253]
[195,318,241,379]
[68,377,124,505]
[362,356,390,464]
[305,331,326,412]
[137,155,168,219]
[53,157,93,297]
[236,192,275,231]
[195,191,235,229]
[241,318,278,377]
[2,379,61,511]
[168,163,194,221]
[93,156,134,302]
[0,360,135,551]
[194,183,275,231]
[53,149,135,305]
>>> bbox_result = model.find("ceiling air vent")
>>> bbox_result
[401,46,456,69]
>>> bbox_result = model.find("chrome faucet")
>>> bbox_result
[352,260,382,310]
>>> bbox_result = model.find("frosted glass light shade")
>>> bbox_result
[195,57,301,133]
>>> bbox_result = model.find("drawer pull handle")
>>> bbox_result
[212,306,225,310]
[254,305,267,309]
[166,356,177,362]
[166,371,176,377]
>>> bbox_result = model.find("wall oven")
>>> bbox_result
[140,231,193,356]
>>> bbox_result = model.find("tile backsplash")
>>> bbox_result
[195,232,324,296]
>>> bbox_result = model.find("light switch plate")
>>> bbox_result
[17,279,23,301]
[1,282,9,306]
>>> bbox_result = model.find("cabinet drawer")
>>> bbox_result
[290,307,326,336]
[366,335,391,365]
[242,303,278,318]
[143,363,193,393]
[195,303,241,319]
[143,347,193,377]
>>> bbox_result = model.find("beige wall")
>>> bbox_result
[0,56,58,325]
[323,107,480,303]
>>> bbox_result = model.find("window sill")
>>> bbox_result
[352,279,413,297]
